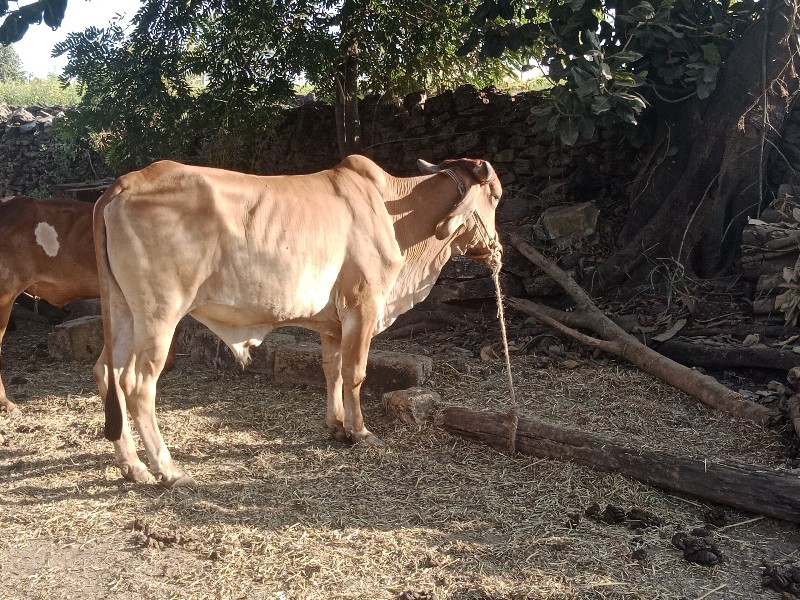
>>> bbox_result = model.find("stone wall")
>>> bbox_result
[0,104,64,197]
[250,85,637,221]
[0,103,108,198]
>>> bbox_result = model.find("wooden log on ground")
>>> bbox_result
[654,340,800,372]
[742,254,797,280]
[683,323,798,339]
[440,405,800,524]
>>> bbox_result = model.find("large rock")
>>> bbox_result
[382,387,440,425]
[65,299,101,319]
[47,316,104,362]
[274,344,432,392]
[534,202,599,244]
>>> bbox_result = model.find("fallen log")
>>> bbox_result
[440,405,800,524]
[508,235,780,426]
[654,340,800,372]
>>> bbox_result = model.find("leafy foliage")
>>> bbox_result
[0,0,66,45]
[54,0,524,169]
[0,43,22,81]
[461,0,765,144]
[0,74,81,104]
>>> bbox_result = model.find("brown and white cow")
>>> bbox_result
[0,197,99,416]
[93,155,502,486]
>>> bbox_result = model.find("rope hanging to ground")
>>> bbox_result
[472,207,519,456]
[492,263,519,456]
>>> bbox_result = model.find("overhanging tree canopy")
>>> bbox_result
[459,0,799,285]
[53,0,526,166]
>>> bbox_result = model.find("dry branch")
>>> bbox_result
[440,406,800,524]
[508,234,780,425]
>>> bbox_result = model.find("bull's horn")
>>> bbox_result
[417,158,440,173]
[473,160,494,182]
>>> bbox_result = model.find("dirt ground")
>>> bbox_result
[1,319,799,600]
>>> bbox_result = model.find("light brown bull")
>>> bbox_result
[93,155,503,486]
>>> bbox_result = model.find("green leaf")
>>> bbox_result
[585,30,601,49]
[498,0,514,20]
[609,51,643,63]
[702,64,719,83]
[702,43,722,65]
[591,94,612,114]
[617,92,647,111]
[577,117,595,140]
[559,119,580,145]
[456,33,480,57]
[696,79,716,99]
[576,77,599,97]
[629,1,656,21]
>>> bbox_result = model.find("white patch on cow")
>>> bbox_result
[0,196,14,203]
[34,221,60,257]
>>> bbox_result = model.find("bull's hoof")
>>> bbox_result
[1,401,21,418]
[119,463,157,485]
[160,472,196,489]
[356,434,385,447]
[326,421,351,443]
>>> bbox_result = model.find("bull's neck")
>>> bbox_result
[376,174,465,332]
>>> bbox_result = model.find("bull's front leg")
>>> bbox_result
[340,307,383,446]
[321,333,348,442]
[0,297,20,417]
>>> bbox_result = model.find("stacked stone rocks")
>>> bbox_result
[0,103,66,197]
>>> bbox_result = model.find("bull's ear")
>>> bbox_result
[435,195,476,240]
[473,160,494,182]
[417,158,440,174]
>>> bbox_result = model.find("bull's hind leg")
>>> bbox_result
[321,333,347,442]
[94,346,155,484]
[122,317,193,488]
[0,295,20,416]
[340,304,383,446]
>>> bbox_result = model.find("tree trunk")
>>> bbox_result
[335,1,362,158]
[591,1,799,293]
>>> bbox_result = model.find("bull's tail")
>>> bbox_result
[93,184,125,441]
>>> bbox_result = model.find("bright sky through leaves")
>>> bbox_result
[11,0,139,77]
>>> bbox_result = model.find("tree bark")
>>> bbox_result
[335,0,362,158]
[439,406,800,524]
[591,1,800,293]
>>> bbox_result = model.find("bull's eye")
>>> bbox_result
[491,195,500,204]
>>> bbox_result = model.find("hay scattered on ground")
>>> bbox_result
[1,321,798,600]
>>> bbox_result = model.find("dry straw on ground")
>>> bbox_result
[1,321,798,600]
